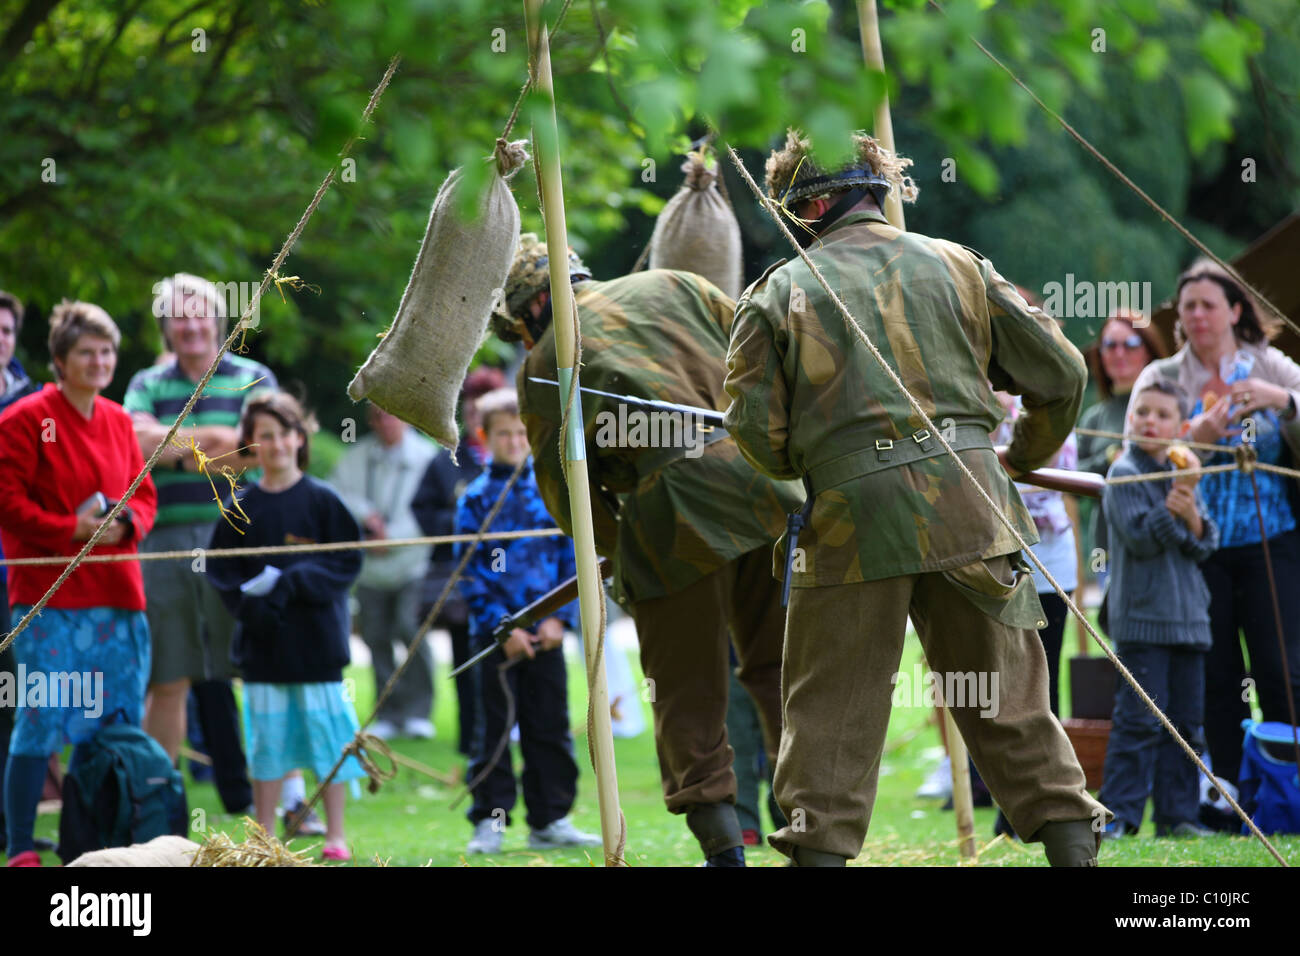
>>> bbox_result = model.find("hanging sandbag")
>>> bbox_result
[348,138,528,455]
[647,149,743,299]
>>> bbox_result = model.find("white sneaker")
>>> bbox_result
[467,818,503,854]
[367,719,399,740]
[404,718,436,740]
[529,816,602,849]
[915,755,952,800]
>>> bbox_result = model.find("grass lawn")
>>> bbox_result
[26,613,1300,867]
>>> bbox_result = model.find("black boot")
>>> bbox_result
[790,846,848,867]
[1035,820,1100,867]
[686,803,745,866]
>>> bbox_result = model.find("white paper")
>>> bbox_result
[240,565,282,597]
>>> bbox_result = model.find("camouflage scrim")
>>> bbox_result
[519,269,804,603]
[723,209,1087,588]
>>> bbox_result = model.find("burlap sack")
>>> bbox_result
[647,151,743,299]
[67,835,198,867]
[348,139,527,455]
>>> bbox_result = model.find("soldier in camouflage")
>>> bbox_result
[493,234,805,866]
[723,130,1110,866]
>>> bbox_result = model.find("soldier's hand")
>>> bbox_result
[995,445,1025,480]
[503,628,537,661]
[536,617,565,652]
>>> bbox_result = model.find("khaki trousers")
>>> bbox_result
[769,564,1107,859]
[633,547,785,812]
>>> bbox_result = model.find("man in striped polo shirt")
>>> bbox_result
[126,273,276,814]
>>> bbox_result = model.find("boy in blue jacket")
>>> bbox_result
[455,388,600,855]
[1100,380,1219,839]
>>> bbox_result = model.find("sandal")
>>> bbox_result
[321,844,352,862]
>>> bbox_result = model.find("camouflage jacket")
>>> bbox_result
[519,269,804,603]
[723,210,1087,588]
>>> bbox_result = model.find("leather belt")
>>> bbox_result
[806,424,993,492]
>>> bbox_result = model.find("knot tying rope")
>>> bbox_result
[345,732,399,795]
[495,138,531,178]
[1235,443,1259,475]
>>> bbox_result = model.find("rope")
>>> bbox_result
[1076,425,1300,481]
[925,0,1296,338]
[499,0,576,142]
[344,733,400,794]
[0,528,563,567]
[287,455,529,838]
[725,144,1289,866]
[0,54,401,660]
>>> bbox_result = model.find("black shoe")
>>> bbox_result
[282,800,327,838]
[704,846,746,867]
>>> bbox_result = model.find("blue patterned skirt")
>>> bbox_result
[7,605,151,757]
[241,682,366,783]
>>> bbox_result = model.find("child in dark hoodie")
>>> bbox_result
[1099,380,1219,839]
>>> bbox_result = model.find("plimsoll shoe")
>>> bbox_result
[916,755,952,800]
[467,819,503,854]
[528,817,602,849]
[403,718,436,740]
[1156,821,1215,838]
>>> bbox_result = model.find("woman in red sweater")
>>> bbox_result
[0,301,157,867]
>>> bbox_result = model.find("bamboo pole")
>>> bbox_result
[860,0,976,860]
[856,0,906,230]
[523,0,626,866]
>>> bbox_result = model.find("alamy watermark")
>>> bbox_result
[152,279,262,330]
[0,665,104,718]
[593,403,712,459]
[891,664,1000,718]
[1041,275,1151,324]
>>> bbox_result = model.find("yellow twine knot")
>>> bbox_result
[172,436,250,534]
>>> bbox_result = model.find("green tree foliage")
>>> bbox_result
[0,0,1293,429]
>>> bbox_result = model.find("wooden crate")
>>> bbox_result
[1064,718,1111,790]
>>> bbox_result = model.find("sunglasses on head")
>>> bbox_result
[1101,333,1144,352]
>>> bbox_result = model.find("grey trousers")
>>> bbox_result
[356,580,433,724]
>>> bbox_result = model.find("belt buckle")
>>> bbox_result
[912,429,931,445]
[875,439,894,451]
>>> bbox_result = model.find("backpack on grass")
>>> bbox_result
[1238,719,1300,836]
[58,717,187,864]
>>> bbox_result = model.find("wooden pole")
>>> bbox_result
[523,0,626,866]
[860,0,976,860]
[856,0,906,231]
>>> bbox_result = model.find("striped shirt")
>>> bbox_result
[123,354,277,527]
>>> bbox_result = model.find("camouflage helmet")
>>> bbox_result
[491,232,592,346]
[765,128,919,213]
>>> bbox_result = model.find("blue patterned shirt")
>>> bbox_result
[1195,351,1297,548]
[454,458,578,642]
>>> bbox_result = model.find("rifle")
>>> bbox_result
[527,377,1103,499]
[449,556,614,678]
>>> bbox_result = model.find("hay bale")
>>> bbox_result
[648,151,743,299]
[190,818,316,867]
[66,835,198,867]
[348,140,526,454]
